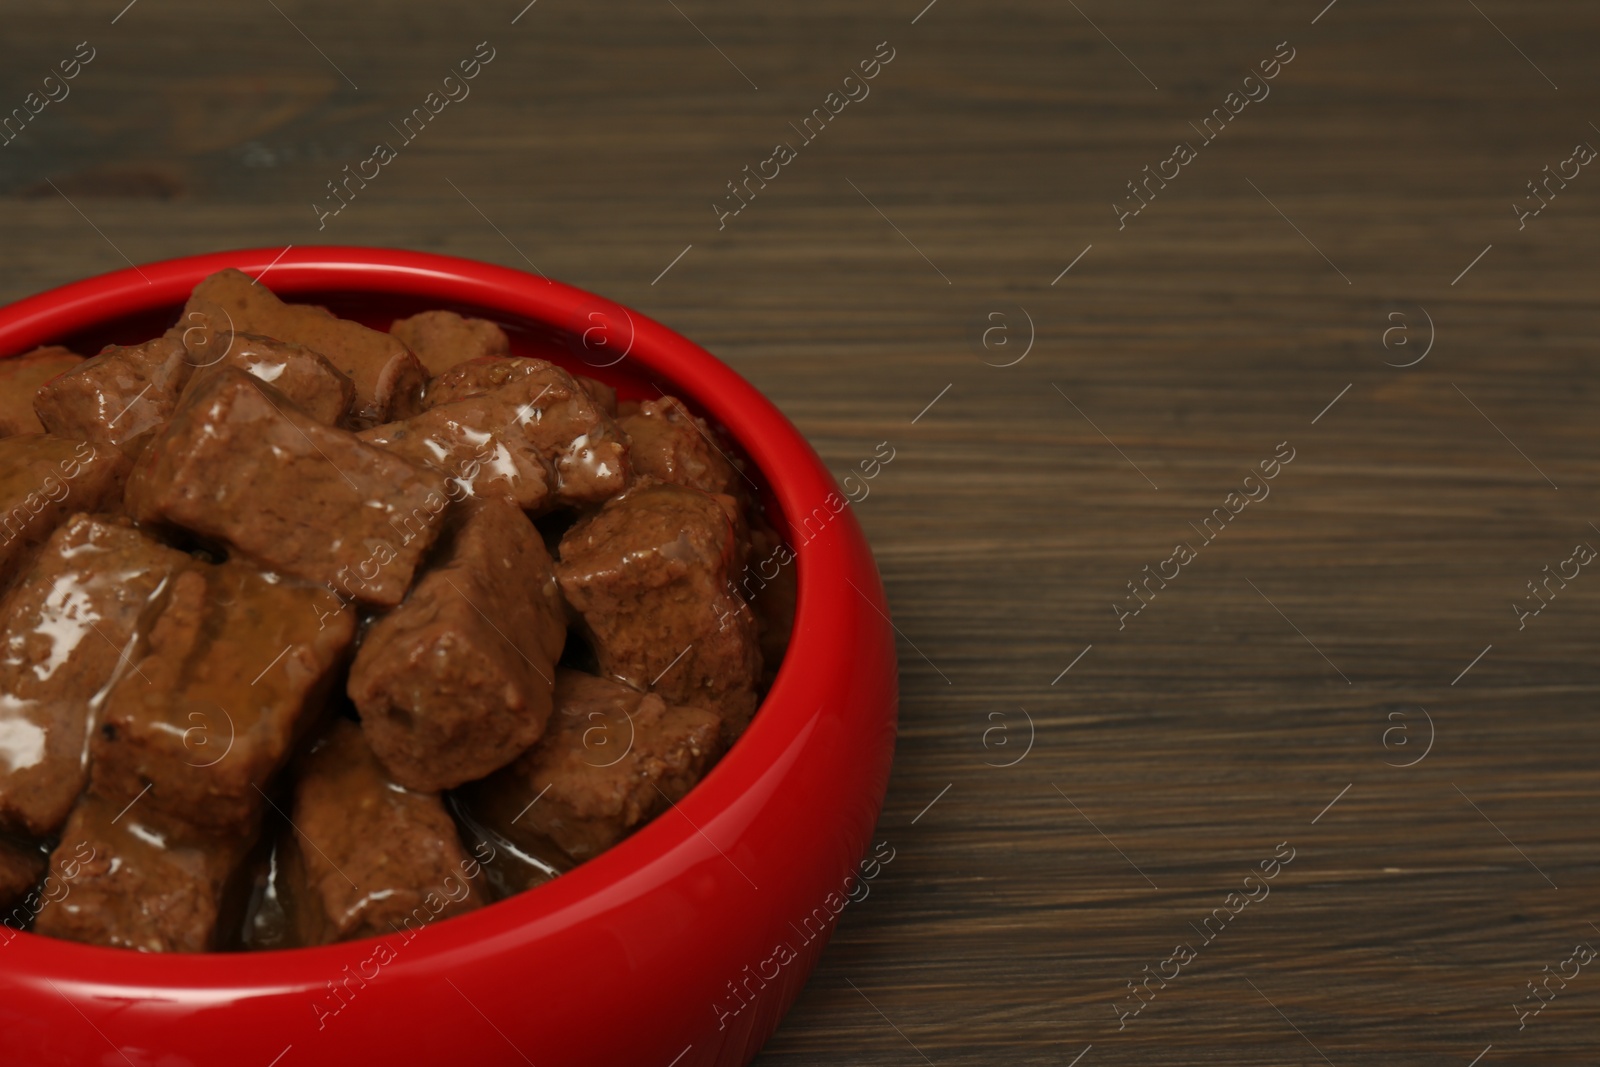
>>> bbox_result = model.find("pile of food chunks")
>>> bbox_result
[0,270,794,952]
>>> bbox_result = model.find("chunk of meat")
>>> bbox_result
[390,310,509,377]
[125,368,450,607]
[617,394,754,580]
[0,347,83,437]
[34,335,193,452]
[0,838,45,919]
[466,670,722,863]
[574,376,618,416]
[349,498,566,791]
[32,792,252,952]
[0,435,129,592]
[288,721,481,944]
[181,330,355,426]
[183,269,427,427]
[359,401,553,512]
[618,395,739,496]
[0,516,190,837]
[425,358,629,506]
[90,560,357,833]
[557,480,761,745]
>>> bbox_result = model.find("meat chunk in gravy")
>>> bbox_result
[126,368,450,607]
[183,269,427,427]
[33,792,252,952]
[180,330,355,426]
[359,401,552,512]
[349,498,566,791]
[0,516,190,837]
[467,669,721,862]
[557,479,761,745]
[0,347,84,438]
[390,310,509,377]
[287,720,482,944]
[618,395,739,497]
[34,335,193,452]
[0,435,129,592]
[90,560,357,833]
[574,375,618,416]
[425,357,629,507]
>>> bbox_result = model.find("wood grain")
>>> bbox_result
[3,0,1599,1063]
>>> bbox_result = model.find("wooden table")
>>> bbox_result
[3,0,1597,1063]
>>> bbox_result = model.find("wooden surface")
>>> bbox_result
[4,1,1599,1063]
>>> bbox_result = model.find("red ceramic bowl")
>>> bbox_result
[0,248,897,1067]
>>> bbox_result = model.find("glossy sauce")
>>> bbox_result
[0,518,186,836]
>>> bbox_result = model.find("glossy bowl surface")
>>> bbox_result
[0,248,898,1067]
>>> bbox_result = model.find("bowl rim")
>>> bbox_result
[0,246,866,984]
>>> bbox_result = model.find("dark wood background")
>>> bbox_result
[3,1,1598,1063]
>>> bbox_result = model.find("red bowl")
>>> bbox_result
[0,248,898,1067]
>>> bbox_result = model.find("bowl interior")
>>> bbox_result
[2,262,803,957]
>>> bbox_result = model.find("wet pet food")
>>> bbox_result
[0,271,794,952]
